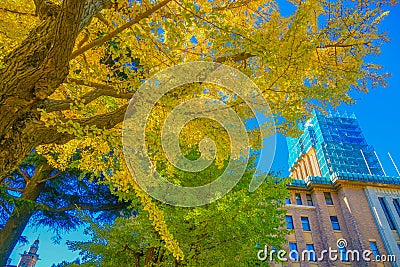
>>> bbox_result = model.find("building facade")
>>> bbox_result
[280,112,400,267]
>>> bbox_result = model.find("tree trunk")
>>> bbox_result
[134,252,140,267]
[0,0,111,181]
[144,247,155,266]
[0,0,85,181]
[0,163,52,267]
[0,0,169,181]
[156,248,165,263]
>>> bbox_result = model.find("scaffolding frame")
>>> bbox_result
[287,111,385,180]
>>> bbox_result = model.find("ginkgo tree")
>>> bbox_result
[0,0,394,265]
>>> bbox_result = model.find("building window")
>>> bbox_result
[295,193,302,205]
[339,246,349,262]
[301,217,311,231]
[378,197,396,230]
[286,215,294,229]
[305,244,316,262]
[289,242,299,261]
[324,192,333,205]
[397,243,400,250]
[306,194,313,206]
[330,216,341,230]
[393,199,400,218]
[285,197,291,205]
[370,241,380,258]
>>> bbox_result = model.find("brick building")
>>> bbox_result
[279,112,400,267]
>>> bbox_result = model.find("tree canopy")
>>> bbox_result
[0,0,392,180]
[0,0,394,265]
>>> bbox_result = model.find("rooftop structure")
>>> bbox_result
[287,110,386,181]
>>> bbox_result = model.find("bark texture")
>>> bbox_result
[0,0,111,181]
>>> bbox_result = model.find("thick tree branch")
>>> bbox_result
[0,0,86,128]
[33,0,59,19]
[71,0,174,59]
[44,203,127,213]
[37,103,128,147]
[0,7,36,16]
[69,78,134,99]
[33,0,44,9]
[317,41,371,49]
[79,103,128,129]
[95,13,114,29]
[0,99,128,183]
[17,168,30,183]
[0,0,117,180]
[212,0,252,11]
[214,52,255,63]
[33,0,44,15]
[43,79,133,112]
[79,0,112,31]
[37,171,61,184]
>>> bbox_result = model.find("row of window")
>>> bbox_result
[286,192,334,206]
[288,242,316,261]
[287,241,380,262]
[286,215,340,231]
[286,216,310,231]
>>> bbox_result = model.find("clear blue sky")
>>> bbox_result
[271,2,400,178]
[9,3,400,266]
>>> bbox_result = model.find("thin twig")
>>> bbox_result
[6,187,24,193]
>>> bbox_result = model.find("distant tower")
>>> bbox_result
[17,239,40,267]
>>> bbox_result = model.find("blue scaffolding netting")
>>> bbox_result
[287,111,400,187]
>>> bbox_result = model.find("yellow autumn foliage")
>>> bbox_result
[1,0,393,261]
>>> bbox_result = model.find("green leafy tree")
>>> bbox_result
[0,154,130,264]
[67,160,290,266]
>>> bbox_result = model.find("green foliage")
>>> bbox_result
[67,158,290,266]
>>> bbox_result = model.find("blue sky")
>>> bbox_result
[271,2,400,178]
[9,3,400,266]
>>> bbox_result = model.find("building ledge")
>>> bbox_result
[283,204,316,210]
[331,172,400,185]
[287,172,400,190]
